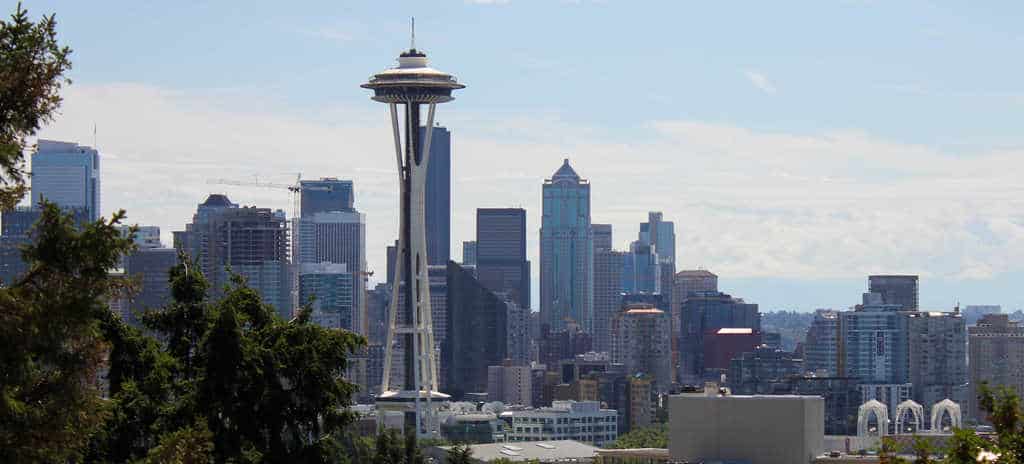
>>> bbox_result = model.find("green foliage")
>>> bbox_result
[877,437,907,464]
[87,256,366,462]
[607,423,668,449]
[944,383,1024,463]
[447,443,474,464]
[0,203,135,462]
[911,436,936,464]
[0,2,73,209]
[142,420,215,464]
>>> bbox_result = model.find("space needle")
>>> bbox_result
[362,20,464,437]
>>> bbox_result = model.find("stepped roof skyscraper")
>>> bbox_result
[540,159,593,333]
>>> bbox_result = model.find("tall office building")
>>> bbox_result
[671,270,718,318]
[122,247,178,326]
[592,224,612,251]
[0,206,89,284]
[837,293,909,385]
[445,261,513,399]
[868,275,919,311]
[174,194,291,318]
[300,178,354,216]
[612,304,673,393]
[462,240,477,265]
[969,314,1024,421]
[678,291,760,384]
[296,205,366,334]
[476,208,530,309]
[639,212,675,305]
[422,125,451,266]
[907,310,967,409]
[592,224,624,354]
[540,159,592,332]
[622,240,660,294]
[803,309,839,376]
[31,140,101,220]
[298,262,355,331]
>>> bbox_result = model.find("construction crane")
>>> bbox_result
[206,173,330,220]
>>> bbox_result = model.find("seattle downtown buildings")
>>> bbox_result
[14,135,1013,446]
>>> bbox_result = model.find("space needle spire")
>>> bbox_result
[362,23,464,438]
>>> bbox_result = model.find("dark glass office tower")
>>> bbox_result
[476,208,530,309]
[444,261,510,399]
[868,275,919,311]
[300,178,354,216]
[421,125,451,266]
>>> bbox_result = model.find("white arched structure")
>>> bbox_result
[895,400,924,434]
[858,399,890,437]
[931,399,962,432]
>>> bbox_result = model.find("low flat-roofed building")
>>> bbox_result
[429,440,599,463]
[669,392,824,464]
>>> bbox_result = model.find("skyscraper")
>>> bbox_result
[803,309,839,376]
[639,212,675,303]
[907,310,967,410]
[678,291,760,384]
[622,240,660,294]
[476,208,530,309]
[868,275,919,311]
[31,139,101,220]
[540,158,592,332]
[300,177,354,216]
[592,223,613,251]
[174,194,291,318]
[592,224,624,354]
[837,293,909,385]
[969,314,1024,421]
[445,261,512,399]
[462,240,477,265]
[296,210,366,333]
[122,247,178,326]
[298,262,355,331]
[422,125,451,266]
[612,304,672,393]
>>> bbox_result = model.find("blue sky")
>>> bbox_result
[18,1,1024,311]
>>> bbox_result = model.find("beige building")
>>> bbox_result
[487,363,533,407]
[969,314,1024,421]
[612,305,672,392]
[669,392,824,464]
[671,270,718,380]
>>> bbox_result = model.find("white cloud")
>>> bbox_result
[37,83,1024,294]
[744,70,777,94]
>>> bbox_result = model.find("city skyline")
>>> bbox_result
[28,1,1024,311]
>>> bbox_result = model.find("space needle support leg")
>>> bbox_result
[382,103,404,394]
[419,102,437,433]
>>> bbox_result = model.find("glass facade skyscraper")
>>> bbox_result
[300,178,354,216]
[421,125,451,266]
[540,159,593,332]
[476,208,530,309]
[31,140,101,220]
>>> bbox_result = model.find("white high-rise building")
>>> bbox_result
[31,139,101,220]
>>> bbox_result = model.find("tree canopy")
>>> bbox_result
[0,2,72,209]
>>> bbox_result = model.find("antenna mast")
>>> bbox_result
[411,17,416,50]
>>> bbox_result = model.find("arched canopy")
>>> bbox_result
[895,400,924,434]
[858,399,890,437]
[931,399,962,432]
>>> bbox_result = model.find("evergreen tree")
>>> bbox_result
[0,203,135,462]
[88,259,366,462]
[0,2,72,209]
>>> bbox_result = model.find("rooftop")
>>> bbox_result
[436,440,599,463]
